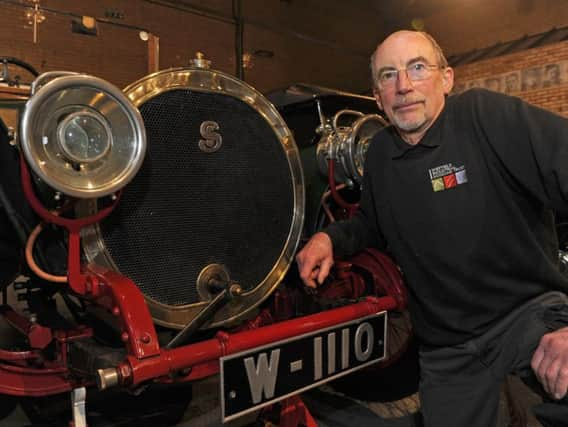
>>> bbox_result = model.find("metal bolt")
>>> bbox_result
[97,368,119,390]
[230,283,243,297]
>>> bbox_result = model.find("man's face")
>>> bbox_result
[372,32,453,144]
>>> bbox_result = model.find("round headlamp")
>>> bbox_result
[20,73,146,198]
[347,114,387,184]
[317,110,387,185]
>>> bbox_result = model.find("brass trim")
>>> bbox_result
[20,74,146,198]
[345,114,388,184]
[316,112,387,186]
[196,263,230,301]
[80,66,304,329]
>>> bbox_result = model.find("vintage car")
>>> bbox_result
[0,56,412,426]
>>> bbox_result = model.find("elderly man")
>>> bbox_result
[296,30,568,427]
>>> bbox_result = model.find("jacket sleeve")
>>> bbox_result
[472,89,568,214]
[322,142,387,258]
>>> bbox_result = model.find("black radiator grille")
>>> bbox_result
[99,89,295,306]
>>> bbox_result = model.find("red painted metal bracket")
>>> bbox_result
[87,265,160,360]
[19,153,120,296]
[108,296,397,387]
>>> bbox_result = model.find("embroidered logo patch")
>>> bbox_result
[428,163,468,192]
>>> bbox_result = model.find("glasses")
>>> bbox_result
[377,62,442,89]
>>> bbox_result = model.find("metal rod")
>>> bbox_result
[143,0,235,25]
[147,33,160,73]
[141,0,369,57]
[166,289,229,349]
[233,0,244,80]
[101,296,398,387]
[316,98,326,129]
[32,3,39,44]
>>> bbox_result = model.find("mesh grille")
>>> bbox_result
[99,89,294,306]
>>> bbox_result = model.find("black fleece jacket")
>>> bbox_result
[325,88,568,346]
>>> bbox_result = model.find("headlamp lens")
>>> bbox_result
[59,112,111,163]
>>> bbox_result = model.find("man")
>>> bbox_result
[296,30,568,427]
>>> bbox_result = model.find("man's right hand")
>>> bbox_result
[296,232,334,288]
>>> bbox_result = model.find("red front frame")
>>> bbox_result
[0,261,397,395]
[0,154,403,405]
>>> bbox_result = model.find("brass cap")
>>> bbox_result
[189,52,212,69]
[96,368,119,390]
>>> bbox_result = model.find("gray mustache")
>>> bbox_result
[393,97,425,109]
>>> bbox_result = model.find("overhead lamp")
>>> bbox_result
[25,0,46,44]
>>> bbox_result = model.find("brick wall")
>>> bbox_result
[0,0,230,90]
[0,0,384,94]
[2,0,568,100]
[453,40,568,117]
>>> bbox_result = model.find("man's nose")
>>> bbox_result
[396,69,413,93]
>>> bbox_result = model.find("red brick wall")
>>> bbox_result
[0,0,383,94]
[453,40,568,117]
[0,1,230,90]
[2,0,568,100]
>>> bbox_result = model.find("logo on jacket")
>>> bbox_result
[428,163,468,192]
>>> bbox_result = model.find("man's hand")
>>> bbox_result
[531,326,568,400]
[296,232,334,288]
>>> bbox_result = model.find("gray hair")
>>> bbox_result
[370,31,449,89]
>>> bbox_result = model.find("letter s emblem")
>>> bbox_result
[198,121,222,153]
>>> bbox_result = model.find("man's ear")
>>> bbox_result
[442,67,454,95]
[373,88,383,111]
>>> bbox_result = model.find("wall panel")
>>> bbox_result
[453,40,568,117]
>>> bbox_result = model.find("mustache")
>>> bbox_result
[393,97,425,109]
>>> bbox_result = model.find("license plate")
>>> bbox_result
[220,311,387,422]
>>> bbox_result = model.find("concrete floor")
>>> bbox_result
[304,373,544,427]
